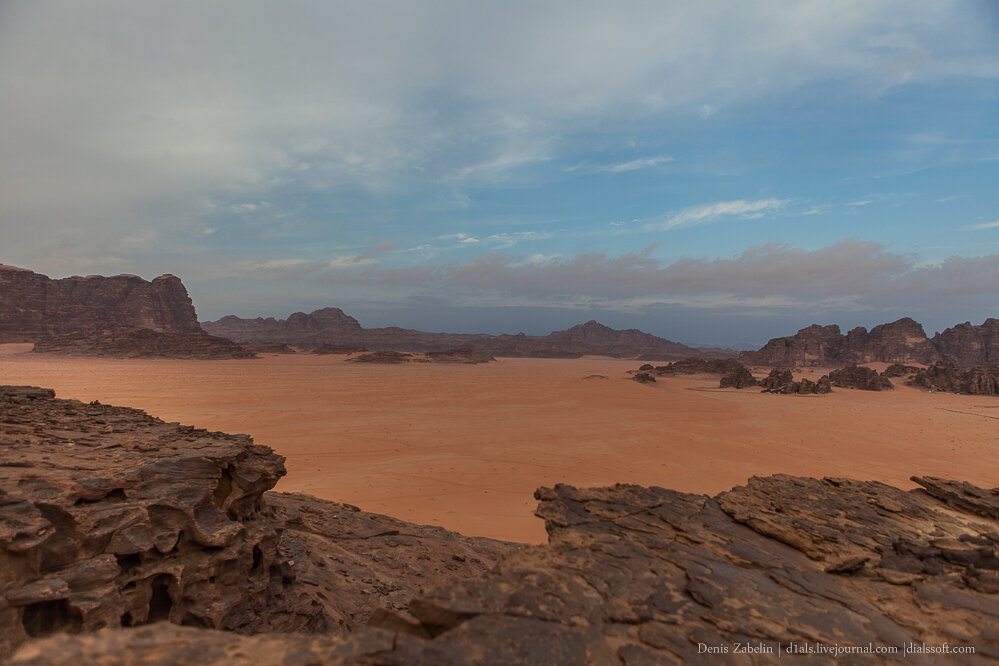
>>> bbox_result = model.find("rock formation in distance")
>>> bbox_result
[203,311,726,360]
[0,265,200,342]
[742,316,999,368]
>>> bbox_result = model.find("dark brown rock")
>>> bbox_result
[31,328,256,360]
[743,316,999,369]
[759,368,794,390]
[0,265,200,343]
[907,361,999,396]
[932,319,999,367]
[632,372,656,384]
[828,365,894,391]
[718,364,757,388]
[11,465,999,663]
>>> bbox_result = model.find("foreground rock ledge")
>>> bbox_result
[3,388,999,664]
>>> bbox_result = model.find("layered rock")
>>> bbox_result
[0,386,513,658]
[31,328,256,360]
[203,311,727,360]
[0,265,200,342]
[15,474,999,664]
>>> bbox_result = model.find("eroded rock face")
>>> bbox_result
[907,362,999,396]
[0,387,513,658]
[0,266,200,343]
[31,328,256,360]
[933,319,999,367]
[827,365,894,391]
[744,316,999,369]
[16,474,999,664]
[718,365,757,388]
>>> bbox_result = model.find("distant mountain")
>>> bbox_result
[741,317,999,368]
[0,264,200,342]
[0,264,250,359]
[202,311,731,359]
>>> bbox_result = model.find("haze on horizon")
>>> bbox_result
[1,1,998,347]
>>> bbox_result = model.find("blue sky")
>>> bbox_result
[2,1,998,346]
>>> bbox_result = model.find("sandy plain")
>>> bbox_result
[1,347,996,543]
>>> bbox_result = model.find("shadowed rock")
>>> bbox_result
[908,361,999,396]
[31,328,256,360]
[0,266,200,343]
[828,365,894,391]
[718,365,758,388]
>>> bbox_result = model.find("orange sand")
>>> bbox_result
[2,349,996,543]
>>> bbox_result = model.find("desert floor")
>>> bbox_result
[2,348,996,543]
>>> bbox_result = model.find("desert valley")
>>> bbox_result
[2,264,999,662]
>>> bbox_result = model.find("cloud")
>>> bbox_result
[587,155,675,174]
[652,199,789,231]
[257,238,999,319]
[847,199,873,206]
[971,220,999,229]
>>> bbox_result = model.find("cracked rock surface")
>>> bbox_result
[5,386,999,664]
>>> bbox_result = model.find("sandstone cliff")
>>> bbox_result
[6,387,999,663]
[203,311,721,359]
[742,316,999,368]
[0,265,200,342]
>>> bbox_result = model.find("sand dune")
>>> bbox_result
[1,348,995,542]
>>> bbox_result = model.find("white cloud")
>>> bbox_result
[653,198,789,231]
[847,199,873,206]
[971,220,999,229]
[590,155,675,174]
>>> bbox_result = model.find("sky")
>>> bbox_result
[2,2,998,347]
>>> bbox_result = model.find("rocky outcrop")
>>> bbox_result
[907,362,999,396]
[631,371,656,384]
[0,265,200,342]
[757,368,832,395]
[14,473,999,664]
[241,343,297,354]
[933,319,999,367]
[744,316,999,369]
[759,368,794,390]
[203,311,728,360]
[344,350,496,364]
[827,365,894,391]
[718,365,758,388]
[31,328,256,360]
[0,386,513,658]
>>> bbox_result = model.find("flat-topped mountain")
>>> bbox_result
[0,264,200,342]
[0,265,250,359]
[203,311,722,359]
[742,316,999,368]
